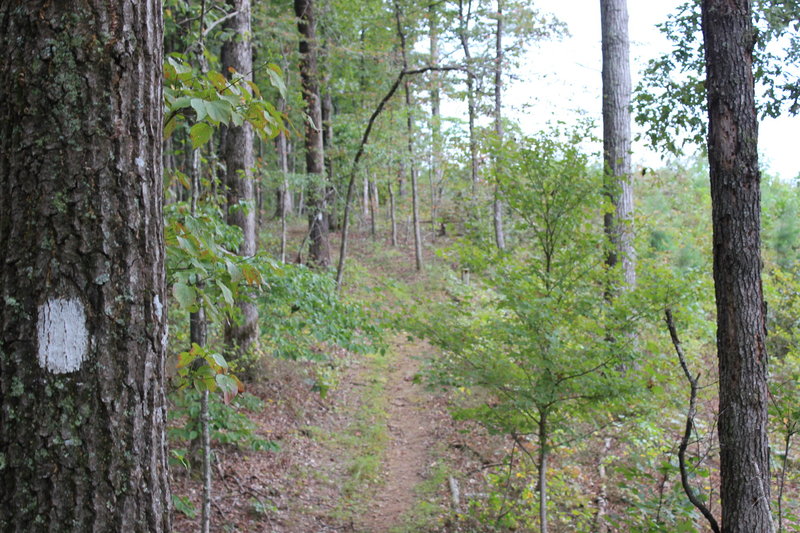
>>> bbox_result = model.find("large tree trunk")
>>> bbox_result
[701,1,773,531]
[222,0,259,356]
[493,0,507,251]
[0,2,170,530]
[295,0,331,267]
[600,0,635,288]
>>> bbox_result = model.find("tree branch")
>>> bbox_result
[335,65,460,289]
[664,308,721,533]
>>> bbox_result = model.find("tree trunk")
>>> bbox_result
[600,0,635,288]
[701,1,773,531]
[295,0,331,267]
[222,0,259,357]
[458,0,479,197]
[0,2,170,530]
[369,179,378,238]
[277,102,292,264]
[388,182,398,247]
[429,3,444,236]
[394,0,423,271]
[538,410,549,533]
[493,0,507,251]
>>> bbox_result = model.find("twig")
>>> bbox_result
[664,309,720,533]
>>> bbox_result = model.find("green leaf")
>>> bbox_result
[205,99,231,124]
[209,352,229,371]
[190,98,208,122]
[266,64,286,97]
[217,280,234,306]
[173,282,197,310]
[226,259,243,283]
[207,71,228,91]
[189,122,214,149]
[216,374,239,404]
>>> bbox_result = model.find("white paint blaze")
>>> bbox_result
[37,298,89,374]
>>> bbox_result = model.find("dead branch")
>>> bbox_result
[664,308,720,533]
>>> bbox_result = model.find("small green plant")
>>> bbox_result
[168,389,278,453]
[173,494,198,519]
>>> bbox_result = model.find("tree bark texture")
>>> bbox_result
[222,0,259,355]
[295,0,331,267]
[600,0,635,288]
[701,1,773,531]
[0,2,170,530]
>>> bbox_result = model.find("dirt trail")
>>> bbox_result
[358,336,438,533]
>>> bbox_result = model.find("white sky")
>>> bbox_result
[500,0,800,180]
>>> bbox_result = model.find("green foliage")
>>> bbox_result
[165,200,382,367]
[168,389,278,452]
[634,0,800,154]
[172,494,198,519]
[257,261,383,362]
[163,53,285,147]
[174,343,243,404]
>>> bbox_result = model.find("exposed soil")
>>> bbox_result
[357,337,438,533]
[170,233,468,533]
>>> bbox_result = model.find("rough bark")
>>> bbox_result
[600,0,635,288]
[493,0,507,251]
[0,2,170,530]
[701,1,773,531]
[221,0,259,357]
[295,0,331,267]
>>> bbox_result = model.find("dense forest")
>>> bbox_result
[1,0,799,532]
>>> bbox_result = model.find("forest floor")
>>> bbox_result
[171,228,503,532]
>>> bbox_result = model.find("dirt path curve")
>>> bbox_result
[358,336,438,533]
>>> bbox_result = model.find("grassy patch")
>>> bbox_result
[390,454,453,533]
[329,350,392,522]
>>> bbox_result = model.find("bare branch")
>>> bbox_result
[665,308,721,533]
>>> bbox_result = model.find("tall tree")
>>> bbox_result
[0,1,170,530]
[222,0,260,355]
[295,0,332,267]
[702,1,773,530]
[457,0,480,196]
[600,0,635,288]
[429,2,445,235]
[493,0,507,251]
[394,0,424,271]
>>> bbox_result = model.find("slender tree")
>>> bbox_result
[600,0,635,288]
[702,1,773,531]
[394,0,424,271]
[0,1,170,530]
[457,0,480,196]
[429,2,445,235]
[295,0,331,267]
[493,0,507,251]
[222,0,259,355]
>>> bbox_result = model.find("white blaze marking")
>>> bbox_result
[37,298,89,374]
[153,294,163,320]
